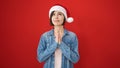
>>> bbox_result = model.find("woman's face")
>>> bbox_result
[51,11,65,26]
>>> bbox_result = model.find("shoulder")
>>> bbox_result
[66,30,77,37]
[65,30,78,43]
[41,29,53,37]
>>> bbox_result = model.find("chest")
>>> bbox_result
[45,35,72,47]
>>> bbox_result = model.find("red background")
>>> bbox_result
[0,0,120,68]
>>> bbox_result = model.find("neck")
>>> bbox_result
[54,25,64,32]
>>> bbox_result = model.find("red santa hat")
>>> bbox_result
[49,5,74,23]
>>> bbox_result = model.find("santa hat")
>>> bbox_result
[49,5,74,23]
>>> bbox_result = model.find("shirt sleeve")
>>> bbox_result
[59,35,80,63]
[37,35,58,62]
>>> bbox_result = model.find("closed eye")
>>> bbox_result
[58,12,63,15]
[58,13,62,15]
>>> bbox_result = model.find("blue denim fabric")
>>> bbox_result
[37,29,80,68]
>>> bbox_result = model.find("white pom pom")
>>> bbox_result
[67,17,74,23]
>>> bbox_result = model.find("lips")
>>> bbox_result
[54,20,60,22]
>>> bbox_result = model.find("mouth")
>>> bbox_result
[53,20,60,22]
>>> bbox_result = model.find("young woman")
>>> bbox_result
[37,5,80,68]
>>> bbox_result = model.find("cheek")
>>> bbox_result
[61,19,64,23]
[60,17,65,22]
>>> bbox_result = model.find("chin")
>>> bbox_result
[54,25,62,26]
[53,23,62,26]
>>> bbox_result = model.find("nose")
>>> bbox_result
[54,14,58,19]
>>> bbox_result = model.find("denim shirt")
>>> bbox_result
[37,29,80,68]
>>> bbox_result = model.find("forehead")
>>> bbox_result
[53,11,63,14]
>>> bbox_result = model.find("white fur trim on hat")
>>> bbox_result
[49,5,74,23]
